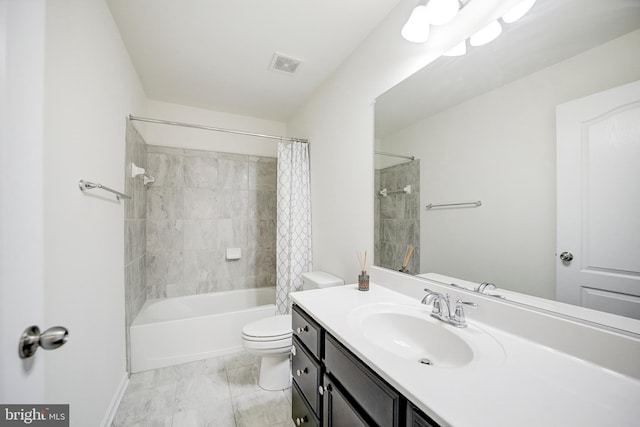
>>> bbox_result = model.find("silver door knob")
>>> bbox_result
[559,252,574,262]
[19,325,69,359]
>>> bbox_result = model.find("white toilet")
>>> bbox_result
[241,271,344,390]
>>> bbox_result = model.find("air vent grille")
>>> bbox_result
[269,52,303,74]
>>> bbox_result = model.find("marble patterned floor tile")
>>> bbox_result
[173,395,236,427]
[226,364,261,397]
[112,383,177,426]
[114,351,294,427]
[223,352,260,371]
[175,371,231,404]
[232,389,291,427]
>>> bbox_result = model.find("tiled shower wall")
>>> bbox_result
[374,160,420,274]
[145,145,277,298]
[124,120,148,370]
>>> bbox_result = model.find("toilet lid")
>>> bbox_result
[242,314,292,339]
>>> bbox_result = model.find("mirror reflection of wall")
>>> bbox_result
[374,158,420,274]
[375,2,640,303]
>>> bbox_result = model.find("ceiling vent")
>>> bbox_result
[269,52,303,75]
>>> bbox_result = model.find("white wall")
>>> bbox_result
[140,100,286,157]
[379,30,640,299]
[43,0,146,424]
[287,0,521,282]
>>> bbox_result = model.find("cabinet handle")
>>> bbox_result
[295,416,309,425]
[296,367,309,377]
[318,384,330,395]
[291,345,297,356]
[296,325,309,334]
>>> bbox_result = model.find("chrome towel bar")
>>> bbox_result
[79,180,131,200]
[425,200,481,209]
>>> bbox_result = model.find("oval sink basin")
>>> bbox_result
[349,303,504,368]
[362,311,473,367]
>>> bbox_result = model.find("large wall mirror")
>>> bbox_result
[374,0,640,323]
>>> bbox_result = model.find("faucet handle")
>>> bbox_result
[476,282,497,294]
[452,300,477,328]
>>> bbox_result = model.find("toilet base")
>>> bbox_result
[258,353,291,391]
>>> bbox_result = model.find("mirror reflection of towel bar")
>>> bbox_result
[425,201,481,209]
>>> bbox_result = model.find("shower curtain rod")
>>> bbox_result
[375,151,415,161]
[128,115,308,143]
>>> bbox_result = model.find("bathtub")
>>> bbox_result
[130,287,276,373]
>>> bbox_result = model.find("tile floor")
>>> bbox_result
[112,351,295,427]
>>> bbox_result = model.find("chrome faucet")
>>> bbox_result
[421,289,477,328]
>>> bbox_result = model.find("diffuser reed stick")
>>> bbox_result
[356,250,367,274]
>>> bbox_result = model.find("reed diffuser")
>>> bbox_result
[399,245,414,273]
[356,250,369,291]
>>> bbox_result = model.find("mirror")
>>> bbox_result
[374,0,640,321]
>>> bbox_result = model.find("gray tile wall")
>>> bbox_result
[124,120,148,372]
[145,145,277,299]
[374,160,420,274]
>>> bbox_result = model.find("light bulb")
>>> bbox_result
[443,40,467,56]
[470,20,502,46]
[426,0,459,26]
[502,0,537,24]
[401,5,430,43]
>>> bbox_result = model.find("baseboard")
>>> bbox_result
[100,371,129,427]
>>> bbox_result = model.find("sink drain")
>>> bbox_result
[418,358,433,366]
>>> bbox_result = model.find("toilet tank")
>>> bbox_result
[301,271,344,290]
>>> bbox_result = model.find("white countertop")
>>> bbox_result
[291,283,640,427]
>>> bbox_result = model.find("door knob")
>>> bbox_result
[19,325,69,359]
[559,251,574,262]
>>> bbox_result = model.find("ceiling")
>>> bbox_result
[107,0,403,122]
[375,0,640,138]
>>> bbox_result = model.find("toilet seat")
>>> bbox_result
[241,336,292,352]
[242,315,292,341]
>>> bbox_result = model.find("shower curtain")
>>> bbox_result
[276,140,312,315]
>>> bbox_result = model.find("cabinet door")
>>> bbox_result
[324,333,401,426]
[406,403,439,427]
[322,374,369,427]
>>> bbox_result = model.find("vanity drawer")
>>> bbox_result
[292,335,322,416]
[292,381,319,427]
[292,304,322,358]
[324,333,401,427]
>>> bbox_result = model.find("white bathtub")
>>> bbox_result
[130,287,276,373]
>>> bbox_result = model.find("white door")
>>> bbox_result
[556,80,640,320]
[1,0,48,403]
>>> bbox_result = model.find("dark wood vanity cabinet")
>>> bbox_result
[292,305,323,426]
[406,403,439,427]
[291,304,440,427]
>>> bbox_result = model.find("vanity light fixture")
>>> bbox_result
[401,0,471,43]
[502,0,537,24]
[443,40,467,56]
[425,0,460,25]
[401,3,430,43]
[469,20,502,46]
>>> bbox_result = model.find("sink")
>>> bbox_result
[349,303,504,368]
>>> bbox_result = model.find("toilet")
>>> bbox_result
[241,271,344,390]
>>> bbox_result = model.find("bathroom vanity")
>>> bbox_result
[290,267,640,427]
[291,303,434,426]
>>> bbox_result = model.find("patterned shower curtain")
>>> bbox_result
[276,140,312,315]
